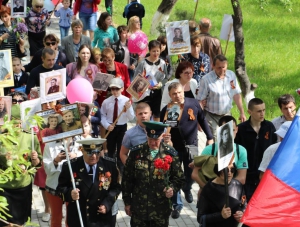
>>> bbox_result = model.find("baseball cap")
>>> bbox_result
[109,77,124,88]
[275,121,292,139]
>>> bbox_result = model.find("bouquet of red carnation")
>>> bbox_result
[153,155,173,188]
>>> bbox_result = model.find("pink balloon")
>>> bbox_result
[128,31,148,54]
[66,78,93,104]
[138,48,148,57]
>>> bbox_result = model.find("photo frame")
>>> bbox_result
[166,20,191,55]
[39,68,66,104]
[20,98,42,131]
[126,74,150,101]
[0,96,12,125]
[36,103,84,143]
[0,50,13,88]
[163,102,184,127]
[92,73,114,91]
[11,0,27,18]
[217,120,234,171]
[76,102,94,123]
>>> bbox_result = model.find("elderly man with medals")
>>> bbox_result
[122,121,185,227]
[57,138,121,227]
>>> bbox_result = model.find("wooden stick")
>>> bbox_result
[224,23,233,56]
[192,0,199,21]
[104,106,127,138]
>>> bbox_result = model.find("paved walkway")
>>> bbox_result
[28,16,208,227]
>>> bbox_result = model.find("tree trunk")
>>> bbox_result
[150,0,178,36]
[231,0,256,104]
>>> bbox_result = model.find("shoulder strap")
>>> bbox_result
[236,143,240,159]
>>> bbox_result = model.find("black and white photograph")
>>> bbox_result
[217,120,234,171]
[39,68,66,104]
[126,74,150,101]
[92,72,114,91]
[0,96,12,125]
[0,50,13,88]
[36,104,84,143]
[11,0,27,18]
[163,103,183,127]
[166,20,191,55]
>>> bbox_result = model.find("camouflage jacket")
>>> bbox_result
[122,142,184,220]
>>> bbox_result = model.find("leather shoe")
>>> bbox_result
[171,209,181,219]
[184,191,193,203]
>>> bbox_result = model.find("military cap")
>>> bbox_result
[142,121,169,139]
[76,138,106,153]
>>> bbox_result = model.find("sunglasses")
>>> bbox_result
[45,41,56,46]
[12,99,24,104]
[35,5,43,8]
[86,151,101,156]
[111,87,120,91]
[226,167,236,174]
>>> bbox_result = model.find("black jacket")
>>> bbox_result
[111,40,139,67]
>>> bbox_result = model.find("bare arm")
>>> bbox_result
[235,169,247,185]
[259,171,264,180]
[120,145,130,165]
[233,93,246,122]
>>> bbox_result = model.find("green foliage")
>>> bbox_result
[104,0,300,120]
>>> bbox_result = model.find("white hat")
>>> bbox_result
[275,121,292,139]
[109,78,124,88]
[76,138,106,151]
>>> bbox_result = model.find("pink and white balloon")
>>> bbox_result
[128,31,148,55]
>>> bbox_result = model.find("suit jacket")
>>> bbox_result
[13,6,24,12]
[160,97,213,146]
[58,156,121,227]
[4,70,29,95]
[61,35,91,63]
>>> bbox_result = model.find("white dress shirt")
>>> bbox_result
[100,94,135,129]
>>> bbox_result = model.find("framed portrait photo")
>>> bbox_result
[11,0,27,18]
[39,68,66,104]
[76,102,94,123]
[126,74,150,101]
[92,73,114,91]
[36,103,84,143]
[166,20,191,55]
[0,50,13,88]
[163,102,184,128]
[0,96,12,125]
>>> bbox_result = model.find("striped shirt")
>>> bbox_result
[197,70,241,115]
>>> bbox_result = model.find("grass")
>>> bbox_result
[100,0,300,121]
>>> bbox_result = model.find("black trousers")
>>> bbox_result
[106,124,127,172]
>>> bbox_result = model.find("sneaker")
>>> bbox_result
[184,190,193,203]
[171,209,181,219]
[42,213,50,222]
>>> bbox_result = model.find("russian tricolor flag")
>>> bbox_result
[242,109,300,227]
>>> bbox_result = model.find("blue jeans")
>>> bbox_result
[59,27,70,41]
[172,191,183,211]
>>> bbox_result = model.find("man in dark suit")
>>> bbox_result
[123,0,145,28]
[58,138,121,227]
[47,78,60,94]
[160,82,213,219]
[13,0,24,12]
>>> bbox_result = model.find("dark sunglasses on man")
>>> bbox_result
[45,41,56,46]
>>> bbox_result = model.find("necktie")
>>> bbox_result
[113,98,118,123]
[150,149,159,158]
[88,165,94,182]
[15,74,20,81]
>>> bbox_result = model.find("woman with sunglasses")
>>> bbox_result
[197,162,246,227]
[0,6,26,58]
[25,0,51,60]
[23,34,68,72]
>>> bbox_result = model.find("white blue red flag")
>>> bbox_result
[242,109,300,227]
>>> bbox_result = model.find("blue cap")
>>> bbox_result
[142,121,169,139]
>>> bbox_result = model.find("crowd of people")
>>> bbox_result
[0,0,296,227]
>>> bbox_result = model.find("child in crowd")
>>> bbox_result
[91,91,101,138]
[54,0,73,40]
[100,77,134,174]
[5,57,28,95]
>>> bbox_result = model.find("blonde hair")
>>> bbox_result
[128,16,139,33]
[32,0,43,6]
[92,47,101,56]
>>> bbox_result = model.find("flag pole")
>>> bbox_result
[224,167,229,207]
[63,138,84,227]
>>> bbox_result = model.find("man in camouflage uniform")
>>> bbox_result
[122,121,185,227]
